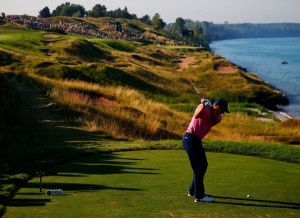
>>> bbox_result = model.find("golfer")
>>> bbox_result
[182,98,229,202]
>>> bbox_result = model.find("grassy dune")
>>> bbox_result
[0,17,299,216]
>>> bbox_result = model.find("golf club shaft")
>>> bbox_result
[178,64,201,95]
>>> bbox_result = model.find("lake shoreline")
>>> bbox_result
[212,55,294,121]
[210,37,300,119]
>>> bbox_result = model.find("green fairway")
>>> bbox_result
[3,150,300,218]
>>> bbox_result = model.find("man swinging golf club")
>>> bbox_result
[182,97,229,202]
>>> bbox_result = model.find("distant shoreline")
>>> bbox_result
[210,38,300,120]
[208,53,294,121]
[231,61,293,121]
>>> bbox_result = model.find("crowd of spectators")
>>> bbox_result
[2,14,178,46]
[3,15,151,40]
[4,15,51,28]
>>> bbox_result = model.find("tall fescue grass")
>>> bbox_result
[10,72,300,144]
[207,113,300,144]
[24,73,186,140]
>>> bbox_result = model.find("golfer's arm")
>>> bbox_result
[194,103,205,118]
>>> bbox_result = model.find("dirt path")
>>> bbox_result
[214,66,236,73]
[43,34,60,38]
[180,56,236,73]
[179,56,196,69]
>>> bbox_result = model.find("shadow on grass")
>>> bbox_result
[25,152,157,193]
[45,152,158,175]
[6,184,141,207]
[1,76,150,215]
[6,152,155,209]
[214,195,300,210]
[5,199,51,207]
[1,119,115,173]
[24,182,141,192]
[0,77,129,174]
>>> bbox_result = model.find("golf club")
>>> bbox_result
[178,63,201,96]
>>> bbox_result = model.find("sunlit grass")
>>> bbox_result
[12,71,298,144]
[25,74,185,140]
[3,151,300,217]
[207,113,300,144]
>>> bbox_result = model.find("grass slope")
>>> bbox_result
[3,150,300,217]
[1,20,299,144]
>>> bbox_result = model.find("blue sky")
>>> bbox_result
[1,0,300,24]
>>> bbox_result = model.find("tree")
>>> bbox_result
[140,15,151,25]
[60,4,85,17]
[130,14,138,20]
[72,11,82,18]
[174,17,185,35]
[122,7,131,19]
[88,4,106,17]
[115,8,123,18]
[39,7,51,18]
[176,17,185,30]
[152,13,165,30]
[52,2,70,16]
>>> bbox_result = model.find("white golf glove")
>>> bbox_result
[203,99,212,108]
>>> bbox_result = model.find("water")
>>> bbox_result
[210,37,300,118]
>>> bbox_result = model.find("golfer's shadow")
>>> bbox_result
[213,195,300,209]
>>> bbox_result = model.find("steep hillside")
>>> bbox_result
[0,17,295,143]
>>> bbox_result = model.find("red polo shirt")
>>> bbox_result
[186,105,222,140]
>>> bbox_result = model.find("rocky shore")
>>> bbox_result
[270,110,293,121]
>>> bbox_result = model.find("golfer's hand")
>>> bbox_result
[200,97,205,104]
[203,99,212,108]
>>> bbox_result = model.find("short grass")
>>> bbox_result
[3,150,300,218]
[0,27,47,57]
